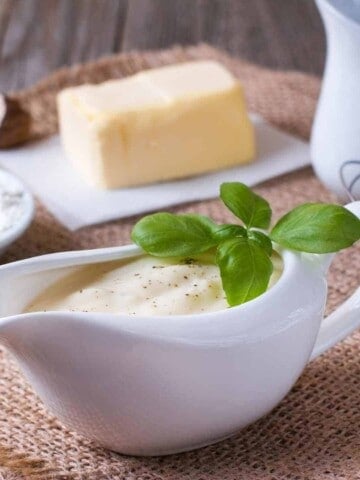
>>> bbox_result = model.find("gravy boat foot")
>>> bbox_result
[0,202,359,456]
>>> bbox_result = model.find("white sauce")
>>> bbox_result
[25,253,283,316]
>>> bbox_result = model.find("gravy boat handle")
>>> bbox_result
[310,201,360,360]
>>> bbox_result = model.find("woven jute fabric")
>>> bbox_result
[0,44,359,480]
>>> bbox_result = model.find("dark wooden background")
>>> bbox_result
[0,0,326,92]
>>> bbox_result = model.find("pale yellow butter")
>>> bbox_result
[57,61,255,189]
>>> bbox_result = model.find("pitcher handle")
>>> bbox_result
[310,201,360,360]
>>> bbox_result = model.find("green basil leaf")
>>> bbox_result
[270,203,360,253]
[216,237,273,306]
[220,182,272,229]
[131,213,219,257]
[213,224,247,242]
[248,230,273,256]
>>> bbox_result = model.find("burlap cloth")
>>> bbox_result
[0,44,359,480]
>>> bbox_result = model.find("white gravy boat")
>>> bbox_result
[0,202,359,456]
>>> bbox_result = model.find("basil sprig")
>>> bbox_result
[270,203,360,253]
[131,182,360,307]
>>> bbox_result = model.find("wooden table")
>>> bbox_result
[0,0,325,92]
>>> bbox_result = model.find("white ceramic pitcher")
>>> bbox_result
[311,0,360,200]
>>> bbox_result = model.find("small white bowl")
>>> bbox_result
[0,169,35,255]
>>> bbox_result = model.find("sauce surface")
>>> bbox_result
[25,253,283,316]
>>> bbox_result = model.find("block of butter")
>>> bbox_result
[57,61,255,189]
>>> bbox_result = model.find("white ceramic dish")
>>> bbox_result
[0,202,358,456]
[0,169,34,255]
[0,116,310,230]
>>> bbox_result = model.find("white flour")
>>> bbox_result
[0,177,26,233]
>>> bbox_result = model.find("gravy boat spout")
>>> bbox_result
[0,202,359,456]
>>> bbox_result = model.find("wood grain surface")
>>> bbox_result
[0,0,325,92]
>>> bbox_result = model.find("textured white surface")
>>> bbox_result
[0,172,26,233]
[0,116,309,230]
